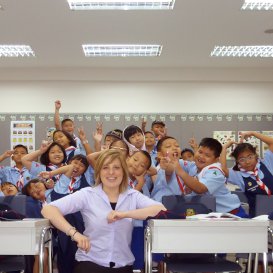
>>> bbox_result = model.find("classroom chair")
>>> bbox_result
[161,194,243,273]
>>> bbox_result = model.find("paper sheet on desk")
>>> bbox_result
[252,215,269,220]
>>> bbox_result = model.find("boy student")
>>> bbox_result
[141,119,166,141]
[0,145,32,191]
[153,136,247,217]
[0,181,19,196]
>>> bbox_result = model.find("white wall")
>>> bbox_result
[0,67,273,114]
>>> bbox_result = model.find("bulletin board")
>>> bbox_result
[0,112,272,166]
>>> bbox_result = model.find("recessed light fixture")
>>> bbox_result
[241,0,273,10]
[0,45,35,57]
[210,45,273,57]
[67,0,175,10]
[82,44,163,57]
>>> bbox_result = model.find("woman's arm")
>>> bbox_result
[107,204,165,222]
[42,205,90,252]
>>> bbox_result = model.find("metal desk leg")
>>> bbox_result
[247,253,252,273]
[39,226,52,273]
[263,252,268,273]
[144,226,152,273]
[254,253,259,273]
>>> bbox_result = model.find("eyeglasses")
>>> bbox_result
[238,154,256,164]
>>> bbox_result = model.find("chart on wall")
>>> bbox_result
[261,131,273,158]
[213,131,236,159]
[10,120,35,153]
[238,131,261,158]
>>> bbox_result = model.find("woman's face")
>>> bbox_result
[53,132,70,149]
[48,145,64,166]
[100,158,124,190]
[237,150,257,171]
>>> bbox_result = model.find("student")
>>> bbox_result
[39,154,92,273]
[0,181,19,196]
[181,148,194,162]
[220,131,273,217]
[0,145,32,191]
[54,100,88,155]
[142,119,166,141]
[41,149,165,273]
[109,139,130,158]
[21,178,52,204]
[22,141,67,186]
[123,125,146,155]
[144,131,157,166]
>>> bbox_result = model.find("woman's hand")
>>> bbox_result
[107,210,125,223]
[73,232,91,253]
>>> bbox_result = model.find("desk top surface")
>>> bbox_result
[0,218,50,228]
[148,218,269,228]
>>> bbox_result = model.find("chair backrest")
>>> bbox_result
[162,195,216,216]
[0,195,27,216]
[255,194,273,216]
[231,190,248,203]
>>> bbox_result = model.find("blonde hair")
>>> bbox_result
[94,149,129,193]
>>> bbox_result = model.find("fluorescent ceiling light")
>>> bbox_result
[0,45,35,57]
[67,0,175,10]
[82,44,162,57]
[211,46,273,57]
[241,0,273,10]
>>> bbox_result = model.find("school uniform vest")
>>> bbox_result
[243,162,273,217]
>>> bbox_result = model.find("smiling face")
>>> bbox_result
[100,157,124,191]
[152,124,165,137]
[48,144,65,166]
[194,146,218,171]
[144,132,156,148]
[53,131,70,149]
[62,120,74,135]
[126,151,150,177]
[28,182,46,201]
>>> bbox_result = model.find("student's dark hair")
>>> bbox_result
[181,148,194,156]
[231,143,257,171]
[156,136,176,152]
[133,150,152,170]
[69,154,89,172]
[144,131,155,137]
[40,142,67,166]
[13,144,28,153]
[53,129,76,148]
[21,178,45,196]
[123,125,143,142]
[61,118,74,126]
[109,139,129,156]
[199,137,222,158]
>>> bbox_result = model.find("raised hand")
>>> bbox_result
[55,100,61,110]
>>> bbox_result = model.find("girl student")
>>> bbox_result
[220,131,273,217]
[39,154,93,273]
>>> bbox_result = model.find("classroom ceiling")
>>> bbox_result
[0,0,273,70]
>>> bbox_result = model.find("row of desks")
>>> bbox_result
[0,218,270,273]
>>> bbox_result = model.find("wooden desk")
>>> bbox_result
[0,219,52,273]
[145,219,269,273]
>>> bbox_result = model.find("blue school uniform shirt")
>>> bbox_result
[0,166,32,191]
[49,185,161,268]
[73,135,86,156]
[151,159,196,202]
[188,162,241,213]
[227,150,273,191]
